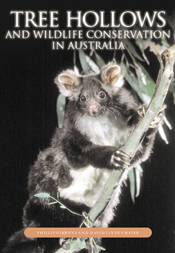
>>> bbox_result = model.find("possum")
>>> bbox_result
[3,63,160,253]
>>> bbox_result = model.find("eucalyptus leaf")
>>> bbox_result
[122,38,144,62]
[56,94,66,128]
[123,62,170,144]
[94,51,105,68]
[163,116,172,130]
[158,27,170,48]
[78,49,91,74]
[135,165,143,197]
[54,248,67,253]
[129,168,135,203]
[48,202,58,206]
[158,124,169,145]
[60,205,66,209]
[141,93,151,104]
[136,64,155,98]
[161,36,170,49]
[65,239,85,252]
[34,193,50,199]
[121,63,150,103]
[135,39,150,65]
[74,65,80,74]
[96,245,106,251]
[85,55,100,72]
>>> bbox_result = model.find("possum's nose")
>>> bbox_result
[89,105,98,113]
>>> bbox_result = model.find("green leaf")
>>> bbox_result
[121,63,150,103]
[60,205,66,209]
[158,27,170,49]
[129,168,135,203]
[34,193,50,198]
[96,245,106,251]
[78,49,91,74]
[54,248,67,253]
[69,239,85,251]
[135,165,143,197]
[161,36,170,49]
[122,38,144,62]
[63,239,85,252]
[163,115,172,130]
[56,94,66,128]
[135,39,150,65]
[122,62,155,104]
[48,202,58,206]
[158,124,169,145]
[74,65,80,74]
[85,55,100,72]
[94,51,105,68]
[136,64,155,98]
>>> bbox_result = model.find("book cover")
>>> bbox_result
[1,2,175,253]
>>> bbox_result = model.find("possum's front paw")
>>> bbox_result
[149,113,163,128]
[137,104,165,128]
[110,150,130,170]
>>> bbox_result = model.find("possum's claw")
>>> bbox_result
[137,104,147,118]
[149,113,163,128]
[159,104,167,112]
[111,150,130,170]
[137,104,165,128]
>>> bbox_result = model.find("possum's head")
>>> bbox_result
[54,63,124,117]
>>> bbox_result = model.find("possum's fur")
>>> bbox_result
[3,63,158,253]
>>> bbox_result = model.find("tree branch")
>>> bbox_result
[88,45,175,226]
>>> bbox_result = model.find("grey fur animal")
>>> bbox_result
[3,63,159,253]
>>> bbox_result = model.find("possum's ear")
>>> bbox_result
[54,70,80,98]
[100,63,123,87]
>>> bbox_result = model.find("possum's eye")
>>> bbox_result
[98,91,106,100]
[80,94,87,102]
